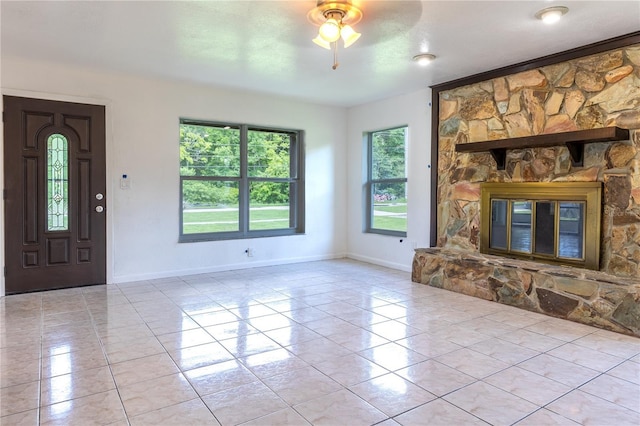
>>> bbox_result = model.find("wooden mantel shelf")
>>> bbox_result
[455,127,630,170]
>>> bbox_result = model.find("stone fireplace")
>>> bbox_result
[412,35,640,337]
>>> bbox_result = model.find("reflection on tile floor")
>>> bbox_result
[1,259,639,425]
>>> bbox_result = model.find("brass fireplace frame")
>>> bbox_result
[480,182,602,270]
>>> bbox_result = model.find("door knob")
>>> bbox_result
[95,206,104,213]
[96,193,104,200]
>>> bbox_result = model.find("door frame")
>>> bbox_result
[0,89,114,297]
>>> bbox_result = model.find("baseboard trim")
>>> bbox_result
[111,253,347,284]
[346,253,412,272]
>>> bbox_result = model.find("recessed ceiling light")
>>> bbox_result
[535,6,569,24]
[413,53,436,66]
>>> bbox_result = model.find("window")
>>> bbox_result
[179,120,304,241]
[480,182,601,270]
[366,126,408,236]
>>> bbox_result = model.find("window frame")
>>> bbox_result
[179,119,305,242]
[365,126,408,237]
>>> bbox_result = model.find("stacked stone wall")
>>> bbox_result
[437,44,640,277]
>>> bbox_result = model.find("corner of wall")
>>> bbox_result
[1,25,5,297]
[345,89,432,270]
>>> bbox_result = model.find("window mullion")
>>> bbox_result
[289,182,296,228]
[372,178,407,185]
[290,133,297,179]
[366,132,374,231]
[290,133,299,230]
[239,125,249,235]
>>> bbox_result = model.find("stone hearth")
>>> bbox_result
[413,247,640,337]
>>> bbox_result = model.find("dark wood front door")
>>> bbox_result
[4,96,106,294]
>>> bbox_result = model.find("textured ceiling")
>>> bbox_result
[2,1,639,107]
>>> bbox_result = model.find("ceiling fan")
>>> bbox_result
[307,0,363,70]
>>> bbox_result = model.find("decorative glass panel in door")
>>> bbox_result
[47,133,69,231]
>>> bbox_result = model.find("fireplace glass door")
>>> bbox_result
[558,202,584,259]
[510,201,532,253]
[481,183,600,270]
[490,199,585,260]
[534,201,555,255]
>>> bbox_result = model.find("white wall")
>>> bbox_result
[1,56,348,292]
[0,55,433,296]
[346,89,432,271]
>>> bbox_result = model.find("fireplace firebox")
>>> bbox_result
[480,182,602,270]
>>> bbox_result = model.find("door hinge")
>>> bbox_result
[2,189,6,200]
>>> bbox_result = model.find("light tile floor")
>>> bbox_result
[1,259,639,425]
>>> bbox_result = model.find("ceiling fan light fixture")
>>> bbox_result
[319,17,341,42]
[535,6,569,24]
[308,0,363,69]
[312,35,332,50]
[340,24,361,48]
[413,53,436,66]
